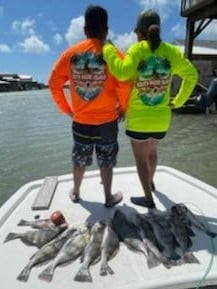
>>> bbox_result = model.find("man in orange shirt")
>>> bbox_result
[49,5,131,207]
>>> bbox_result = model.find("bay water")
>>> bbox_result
[0,89,217,207]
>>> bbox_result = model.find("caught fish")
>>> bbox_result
[100,221,120,276]
[131,213,174,268]
[111,209,160,269]
[16,224,80,282]
[4,223,67,248]
[38,224,91,282]
[169,209,200,264]
[172,203,217,238]
[146,212,181,260]
[74,220,106,282]
[17,218,56,229]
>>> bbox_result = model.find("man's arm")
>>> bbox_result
[49,52,73,115]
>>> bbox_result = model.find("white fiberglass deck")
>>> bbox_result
[0,166,217,289]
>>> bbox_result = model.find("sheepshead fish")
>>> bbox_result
[4,223,67,248]
[38,223,91,282]
[147,212,181,260]
[16,224,80,282]
[74,220,106,282]
[172,203,217,238]
[17,218,56,229]
[169,209,200,264]
[100,221,120,276]
[111,209,160,269]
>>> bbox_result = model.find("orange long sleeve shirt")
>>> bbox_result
[49,39,132,125]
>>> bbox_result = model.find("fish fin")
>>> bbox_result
[4,232,20,243]
[171,252,181,260]
[183,252,200,264]
[146,251,161,269]
[38,264,54,283]
[100,262,114,276]
[207,231,217,238]
[74,265,92,282]
[92,255,101,265]
[187,226,195,237]
[17,265,31,282]
[187,237,193,248]
[17,219,29,226]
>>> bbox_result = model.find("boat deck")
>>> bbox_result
[0,166,217,289]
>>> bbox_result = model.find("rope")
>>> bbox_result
[183,202,216,289]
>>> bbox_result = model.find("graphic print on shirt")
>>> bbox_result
[71,52,106,101]
[136,56,171,105]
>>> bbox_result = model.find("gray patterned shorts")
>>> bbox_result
[72,120,118,168]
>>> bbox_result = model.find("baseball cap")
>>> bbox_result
[134,10,160,34]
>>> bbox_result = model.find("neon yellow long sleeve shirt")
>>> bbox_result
[103,41,198,132]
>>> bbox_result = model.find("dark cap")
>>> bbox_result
[134,10,160,33]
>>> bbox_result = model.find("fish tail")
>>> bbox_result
[100,261,114,276]
[4,232,20,243]
[146,251,161,269]
[17,265,31,282]
[161,257,173,269]
[17,219,29,226]
[38,264,54,282]
[183,252,200,264]
[74,265,92,282]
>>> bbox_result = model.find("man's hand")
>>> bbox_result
[117,110,125,122]
[67,112,73,119]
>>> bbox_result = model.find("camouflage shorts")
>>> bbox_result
[72,120,119,168]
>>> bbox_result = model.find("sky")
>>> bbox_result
[0,0,217,84]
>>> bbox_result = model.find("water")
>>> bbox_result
[0,90,217,207]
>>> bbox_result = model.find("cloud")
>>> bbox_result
[0,44,12,53]
[53,33,63,46]
[171,22,186,39]
[198,20,217,40]
[113,32,136,51]
[65,16,85,45]
[135,0,180,21]
[18,35,50,54]
[12,17,36,35]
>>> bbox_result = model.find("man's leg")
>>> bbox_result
[71,123,93,202]
[72,165,85,200]
[96,121,122,207]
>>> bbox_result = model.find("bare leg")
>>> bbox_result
[131,138,159,202]
[100,167,112,202]
[148,139,158,186]
[71,165,85,200]
[100,167,123,207]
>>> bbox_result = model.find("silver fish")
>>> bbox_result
[74,220,106,282]
[4,223,67,248]
[38,224,91,282]
[100,222,120,276]
[146,213,181,260]
[16,224,79,282]
[172,203,217,238]
[111,209,160,269]
[17,218,56,229]
[169,209,199,264]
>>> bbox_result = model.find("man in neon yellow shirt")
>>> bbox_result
[103,10,198,208]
